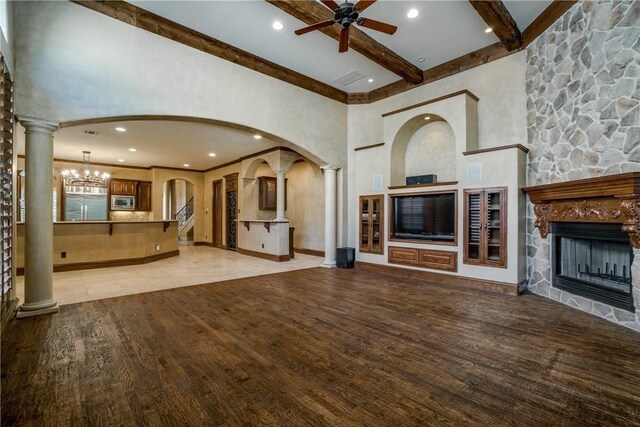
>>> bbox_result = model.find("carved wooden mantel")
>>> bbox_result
[523,173,640,248]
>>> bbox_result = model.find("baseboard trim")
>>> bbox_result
[355,261,522,296]
[1,298,20,332]
[16,250,181,276]
[194,241,213,247]
[237,247,290,262]
[294,247,325,257]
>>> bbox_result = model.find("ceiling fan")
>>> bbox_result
[294,0,397,53]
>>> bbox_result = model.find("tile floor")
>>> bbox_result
[15,246,323,306]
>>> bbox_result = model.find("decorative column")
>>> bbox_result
[275,170,287,221]
[17,117,59,318]
[322,165,340,267]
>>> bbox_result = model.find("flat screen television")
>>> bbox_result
[392,193,455,242]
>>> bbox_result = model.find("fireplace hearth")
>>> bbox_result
[552,223,634,312]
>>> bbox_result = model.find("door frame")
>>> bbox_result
[212,179,223,249]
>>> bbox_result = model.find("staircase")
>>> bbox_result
[173,197,194,242]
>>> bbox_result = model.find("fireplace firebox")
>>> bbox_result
[552,222,634,312]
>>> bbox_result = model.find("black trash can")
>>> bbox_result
[336,247,355,269]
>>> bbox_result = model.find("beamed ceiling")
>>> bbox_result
[73,0,576,103]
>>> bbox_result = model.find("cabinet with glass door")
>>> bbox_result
[359,194,384,254]
[463,187,507,267]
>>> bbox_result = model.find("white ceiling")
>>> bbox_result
[16,120,280,170]
[128,0,552,93]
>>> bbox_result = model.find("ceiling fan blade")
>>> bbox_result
[294,20,335,36]
[355,0,376,12]
[339,26,349,53]
[357,18,397,35]
[320,0,341,11]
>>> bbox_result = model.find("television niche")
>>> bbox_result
[390,191,457,244]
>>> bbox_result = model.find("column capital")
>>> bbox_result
[19,116,59,133]
[321,165,341,172]
[273,169,289,176]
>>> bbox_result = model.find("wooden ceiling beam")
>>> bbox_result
[71,0,348,103]
[348,42,512,104]
[266,0,423,84]
[468,1,522,51]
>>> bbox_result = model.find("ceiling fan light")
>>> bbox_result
[272,21,284,31]
[407,9,419,19]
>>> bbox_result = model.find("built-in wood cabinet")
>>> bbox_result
[258,176,287,211]
[388,246,457,272]
[136,181,152,211]
[110,179,152,211]
[359,195,384,254]
[111,179,137,196]
[464,187,507,268]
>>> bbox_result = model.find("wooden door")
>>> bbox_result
[224,173,238,251]
[212,180,223,248]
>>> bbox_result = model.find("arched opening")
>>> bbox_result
[163,178,196,243]
[390,114,456,186]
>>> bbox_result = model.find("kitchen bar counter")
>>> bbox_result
[16,221,179,274]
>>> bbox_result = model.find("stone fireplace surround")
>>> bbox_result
[524,172,640,331]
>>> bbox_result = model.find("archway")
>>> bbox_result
[163,178,196,244]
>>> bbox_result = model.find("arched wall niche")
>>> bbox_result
[390,115,457,185]
[386,93,478,186]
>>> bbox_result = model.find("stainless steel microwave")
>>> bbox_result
[111,195,135,210]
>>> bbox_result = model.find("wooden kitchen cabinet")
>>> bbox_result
[136,181,152,211]
[111,179,137,196]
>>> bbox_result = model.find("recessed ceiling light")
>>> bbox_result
[368,78,374,83]
[424,116,431,120]
[254,134,262,140]
[183,164,190,167]
[117,159,125,162]
[115,127,126,132]
[407,9,419,19]
[128,148,136,152]
[208,152,216,157]
[485,27,493,33]
[272,21,284,30]
[417,57,425,62]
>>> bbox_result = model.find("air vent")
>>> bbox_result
[333,70,366,86]
[84,130,99,135]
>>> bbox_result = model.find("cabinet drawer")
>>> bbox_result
[388,247,418,265]
[418,249,457,272]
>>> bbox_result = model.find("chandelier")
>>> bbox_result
[61,151,110,186]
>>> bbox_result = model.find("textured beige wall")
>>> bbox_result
[347,52,528,247]
[15,222,178,268]
[405,121,456,182]
[13,0,347,168]
[286,161,325,251]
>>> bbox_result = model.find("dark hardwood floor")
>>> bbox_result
[2,267,640,426]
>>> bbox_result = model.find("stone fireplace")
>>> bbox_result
[524,173,640,330]
[525,0,639,331]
